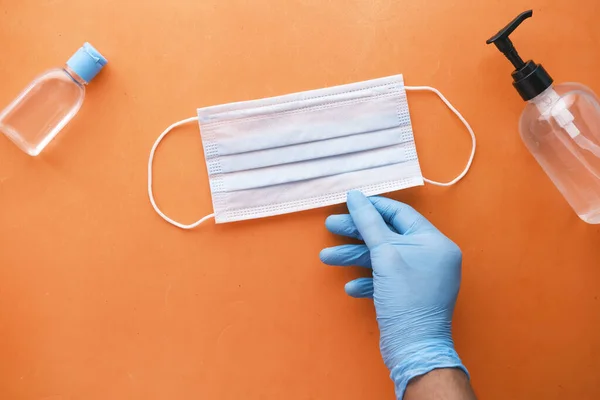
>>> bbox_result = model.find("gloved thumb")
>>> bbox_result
[347,191,391,248]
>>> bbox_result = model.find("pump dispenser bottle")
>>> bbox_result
[488,10,600,223]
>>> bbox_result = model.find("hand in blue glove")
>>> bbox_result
[320,191,469,399]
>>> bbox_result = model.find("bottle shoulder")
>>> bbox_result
[553,82,598,97]
[520,82,600,129]
[29,68,86,93]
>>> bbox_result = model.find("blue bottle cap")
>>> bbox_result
[66,42,107,83]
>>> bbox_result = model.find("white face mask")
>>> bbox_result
[148,75,476,229]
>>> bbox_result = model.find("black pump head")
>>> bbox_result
[486,10,553,101]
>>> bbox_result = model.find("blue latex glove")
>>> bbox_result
[320,191,468,399]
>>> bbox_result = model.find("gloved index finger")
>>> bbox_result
[346,190,391,248]
[370,196,436,235]
[325,214,362,240]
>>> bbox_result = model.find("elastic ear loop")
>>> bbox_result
[148,116,215,229]
[404,86,476,186]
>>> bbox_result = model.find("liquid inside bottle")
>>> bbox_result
[520,83,600,223]
[0,43,107,156]
[0,68,85,156]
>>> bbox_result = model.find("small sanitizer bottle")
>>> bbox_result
[488,10,600,224]
[0,43,107,156]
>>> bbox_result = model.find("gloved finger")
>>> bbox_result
[320,244,371,268]
[346,190,391,248]
[370,196,436,235]
[325,214,362,240]
[327,213,401,237]
[345,277,374,298]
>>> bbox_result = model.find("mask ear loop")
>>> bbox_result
[404,86,476,186]
[148,116,216,229]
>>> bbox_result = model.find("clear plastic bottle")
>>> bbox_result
[521,84,600,223]
[488,10,600,223]
[0,43,107,156]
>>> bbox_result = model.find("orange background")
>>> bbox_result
[1,1,600,399]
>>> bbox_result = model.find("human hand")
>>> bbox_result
[320,191,469,399]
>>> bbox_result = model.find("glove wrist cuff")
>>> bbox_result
[389,343,469,400]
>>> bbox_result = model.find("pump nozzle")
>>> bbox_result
[486,10,532,69]
[486,10,553,101]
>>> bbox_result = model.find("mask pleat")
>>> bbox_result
[216,162,423,222]
[206,125,414,175]
[210,141,417,193]
[200,91,403,156]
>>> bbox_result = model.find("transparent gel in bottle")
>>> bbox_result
[0,43,107,156]
[488,10,600,223]
[522,84,600,223]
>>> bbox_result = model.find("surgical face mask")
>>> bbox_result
[148,75,476,229]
